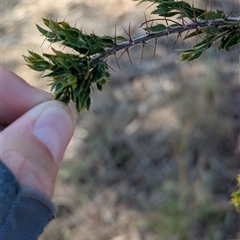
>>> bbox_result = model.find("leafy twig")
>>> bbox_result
[23,0,240,112]
[92,17,240,64]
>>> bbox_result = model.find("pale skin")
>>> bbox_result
[0,66,75,199]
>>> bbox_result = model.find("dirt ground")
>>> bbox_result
[1,0,240,239]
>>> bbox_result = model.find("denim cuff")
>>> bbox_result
[0,161,56,240]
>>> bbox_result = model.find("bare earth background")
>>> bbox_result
[1,0,240,239]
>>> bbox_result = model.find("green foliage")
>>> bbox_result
[24,19,116,111]
[178,23,240,61]
[136,0,205,18]
[136,1,239,62]
[230,175,240,212]
[24,1,239,112]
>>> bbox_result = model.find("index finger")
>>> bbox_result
[0,66,53,126]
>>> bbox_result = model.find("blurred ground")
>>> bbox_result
[1,0,240,239]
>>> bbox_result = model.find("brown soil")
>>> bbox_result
[2,0,240,239]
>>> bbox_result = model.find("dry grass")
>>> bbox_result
[2,0,240,239]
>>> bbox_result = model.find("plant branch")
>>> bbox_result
[91,17,240,65]
[23,0,240,113]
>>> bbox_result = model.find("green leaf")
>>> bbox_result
[148,24,167,32]
[86,98,91,111]
[43,53,58,64]
[187,51,203,61]
[43,69,66,78]
[161,11,181,17]
[59,21,71,29]
[184,29,203,40]
[27,50,44,60]
[201,26,222,35]
[36,24,62,42]
[151,1,199,19]
[116,36,128,42]
[193,35,216,50]
[42,18,51,27]
[36,24,49,36]
[63,28,81,42]
[179,50,203,62]
[23,51,52,71]
[198,10,224,20]
[53,82,66,95]
[220,31,240,51]
[101,36,114,46]
[151,8,170,16]
[47,19,62,33]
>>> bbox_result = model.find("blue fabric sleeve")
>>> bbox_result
[0,161,57,240]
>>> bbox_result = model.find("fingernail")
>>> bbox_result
[32,102,74,163]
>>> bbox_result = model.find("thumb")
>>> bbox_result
[1,101,75,198]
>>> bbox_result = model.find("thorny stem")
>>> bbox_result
[91,17,240,65]
[139,18,182,28]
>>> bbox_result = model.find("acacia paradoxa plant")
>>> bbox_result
[23,0,240,211]
[24,0,240,112]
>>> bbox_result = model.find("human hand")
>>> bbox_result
[0,66,75,198]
